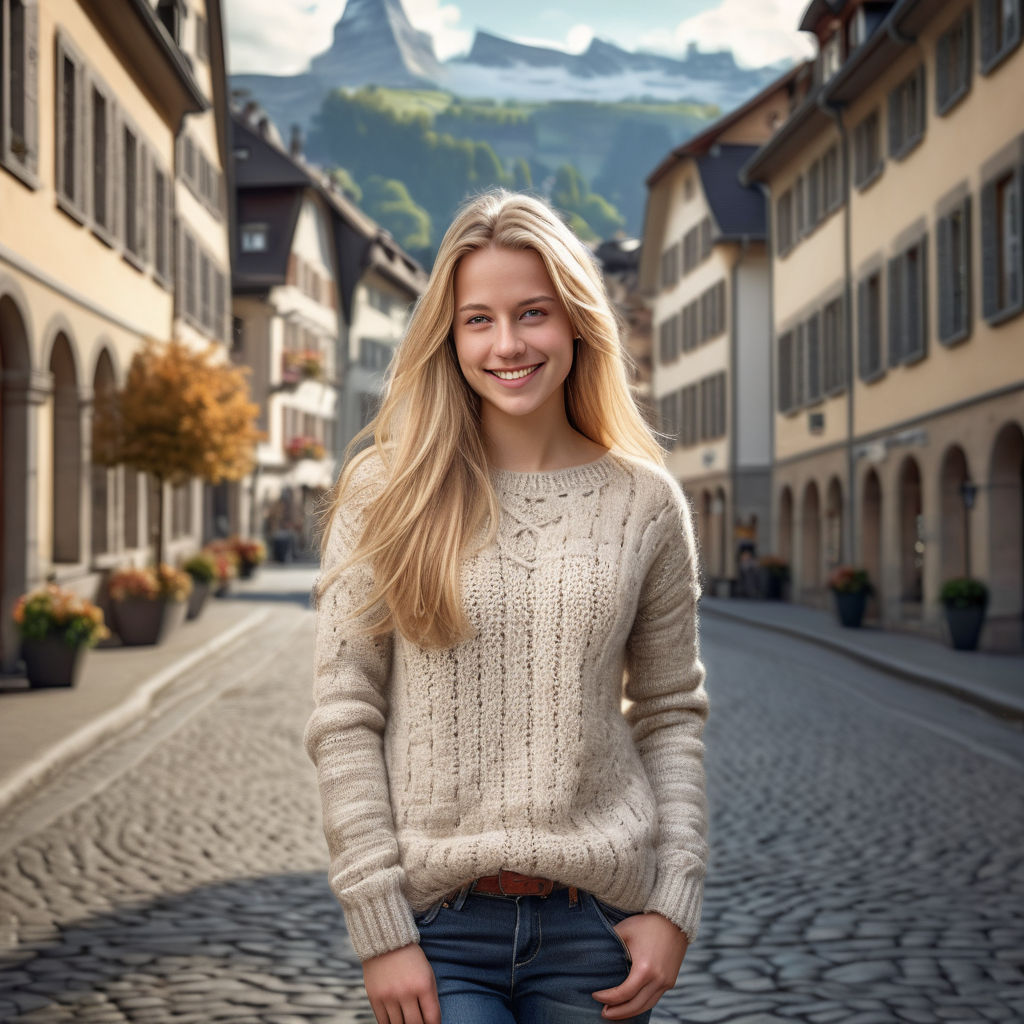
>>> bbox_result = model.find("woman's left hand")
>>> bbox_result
[592,912,689,1019]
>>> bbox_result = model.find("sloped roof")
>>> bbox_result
[696,145,766,239]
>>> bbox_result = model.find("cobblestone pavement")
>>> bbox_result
[1,587,1023,1024]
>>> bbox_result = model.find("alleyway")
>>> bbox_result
[1,572,1022,1023]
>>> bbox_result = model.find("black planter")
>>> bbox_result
[944,605,986,651]
[22,635,86,688]
[186,580,211,621]
[238,560,257,579]
[113,597,188,646]
[761,571,787,601]
[833,590,867,627]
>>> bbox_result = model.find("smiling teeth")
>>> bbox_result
[492,366,538,380]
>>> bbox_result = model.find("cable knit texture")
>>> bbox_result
[305,451,709,962]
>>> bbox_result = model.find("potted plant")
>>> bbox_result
[12,584,109,688]
[183,552,217,620]
[827,565,873,628]
[285,435,326,461]
[229,536,266,579]
[939,577,989,651]
[758,555,790,600]
[204,541,240,596]
[108,564,192,646]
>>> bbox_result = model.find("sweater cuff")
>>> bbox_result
[644,870,705,946]
[337,871,420,962]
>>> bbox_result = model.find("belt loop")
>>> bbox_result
[452,883,472,911]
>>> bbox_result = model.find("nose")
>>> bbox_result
[493,318,526,358]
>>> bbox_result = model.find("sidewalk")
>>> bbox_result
[701,596,1024,723]
[0,563,319,817]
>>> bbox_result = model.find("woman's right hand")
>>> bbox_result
[363,943,441,1024]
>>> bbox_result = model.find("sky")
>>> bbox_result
[224,0,816,76]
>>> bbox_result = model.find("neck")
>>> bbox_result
[480,398,601,473]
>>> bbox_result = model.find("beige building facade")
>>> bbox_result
[744,0,1024,649]
[641,68,809,589]
[0,0,220,668]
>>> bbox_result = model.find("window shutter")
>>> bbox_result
[936,33,950,108]
[888,88,901,155]
[980,0,996,67]
[961,195,973,333]
[717,281,726,335]
[137,141,149,261]
[112,111,124,244]
[915,65,926,139]
[857,280,870,379]
[962,11,974,86]
[794,323,805,407]
[807,314,821,401]
[173,216,183,317]
[909,237,927,361]
[938,214,953,341]
[1009,0,1022,50]
[888,257,903,365]
[21,0,39,175]
[981,179,998,318]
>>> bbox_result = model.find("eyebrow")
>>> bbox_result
[457,295,557,314]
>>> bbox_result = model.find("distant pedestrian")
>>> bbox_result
[305,190,709,1023]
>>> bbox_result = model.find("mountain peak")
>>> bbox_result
[309,0,443,88]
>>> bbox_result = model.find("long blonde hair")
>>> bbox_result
[317,189,664,648]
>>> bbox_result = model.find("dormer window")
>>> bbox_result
[848,8,868,50]
[156,0,185,46]
[820,34,842,82]
[241,224,268,253]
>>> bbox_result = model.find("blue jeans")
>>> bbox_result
[415,886,653,1023]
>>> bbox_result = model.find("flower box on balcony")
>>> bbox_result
[285,435,326,461]
[282,348,324,383]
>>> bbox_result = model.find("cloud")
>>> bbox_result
[223,0,471,73]
[640,0,815,68]
[510,23,596,54]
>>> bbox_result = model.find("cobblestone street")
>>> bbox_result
[1,572,1023,1023]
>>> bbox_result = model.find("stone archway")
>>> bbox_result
[50,334,82,564]
[898,456,924,613]
[939,445,970,582]
[800,480,822,599]
[0,294,38,668]
[778,486,794,565]
[988,422,1024,649]
[825,476,843,570]
[862,469,882,613]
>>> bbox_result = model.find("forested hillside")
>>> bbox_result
[305,87,713,262]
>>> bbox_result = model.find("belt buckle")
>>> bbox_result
[498,869,554,897]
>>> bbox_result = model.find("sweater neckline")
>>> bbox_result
[488,451,615,494]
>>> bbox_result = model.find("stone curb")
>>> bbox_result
[0,608,272,817]
[701,602,1024,724]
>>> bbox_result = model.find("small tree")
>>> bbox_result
[95,339,263,566]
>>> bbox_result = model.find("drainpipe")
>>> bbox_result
[817,89,856,565]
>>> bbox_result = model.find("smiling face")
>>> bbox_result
[452,245,576,430]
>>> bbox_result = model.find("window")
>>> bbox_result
[858,272,884,380]
[805,313,822,402]
[184,231,197,320]
[936,11,973,114]
[214,270,226,342]
[823,144,843,213]
[153,166,171,284]
[90,81,112,233]
[55,33,86,216]
[123,125,138,256]
[156,0,182,44]
[2,0,40,181]
[195,13,209,62]
[820,33,842,82]
[793,321,806,407]
[700,216,713,260]
[980,0,1022,74]
[660,244,680,288]
[795,175,806,238]
[682,227,698,275]
[937,197,972,344]
[822,297,846,393]
[982,167,1023,322]
[684,383,698,445]
[888,66,926,159]
[241,223,268,252]
[778,330,794,412]
[854,109,883,189]
[888,237,929,366]
[199,251,211,330]
[807,158,822,231]
[777,189,794,255]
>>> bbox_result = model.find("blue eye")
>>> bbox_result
[522,308,544,319]
[466,315,489,325]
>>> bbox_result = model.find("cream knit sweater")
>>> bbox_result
[304,451,709,962]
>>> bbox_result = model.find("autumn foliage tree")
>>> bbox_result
[94,339,263,567]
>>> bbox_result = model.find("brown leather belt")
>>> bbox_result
[471,869,566,897]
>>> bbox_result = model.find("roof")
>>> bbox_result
[696,145,766,239]
[646,61,809,187]
[799,0,849,33]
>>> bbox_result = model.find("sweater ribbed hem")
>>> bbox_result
[339,874,420,962]
[645,871,705,946]
[489,451,615,494]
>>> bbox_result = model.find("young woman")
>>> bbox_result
[305,190,709,1024]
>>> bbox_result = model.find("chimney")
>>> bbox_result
[290,124,304,160]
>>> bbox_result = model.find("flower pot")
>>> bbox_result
[214,580,233,597]
[22,635,86,688]
[113,597,188,646]
[238,559,257,579]
[761,570,786,601]
[186,580,211,621]
[944,605,986,651]
[833,590,867,628]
